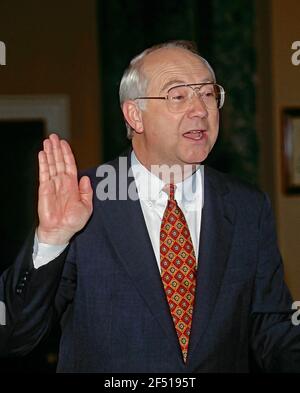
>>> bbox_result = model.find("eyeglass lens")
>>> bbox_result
[167,84,223,112]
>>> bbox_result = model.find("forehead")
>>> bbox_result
[142,47,213,92]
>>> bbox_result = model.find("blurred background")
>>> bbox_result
[0,0,299,372]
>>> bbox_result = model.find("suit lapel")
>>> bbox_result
[188,167,236,364]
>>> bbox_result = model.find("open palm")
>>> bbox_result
[37,134,93,244]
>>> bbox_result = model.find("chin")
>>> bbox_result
[181,143,211,162]
[183,151,210,165]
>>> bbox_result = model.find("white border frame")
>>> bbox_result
[0,95,70,138]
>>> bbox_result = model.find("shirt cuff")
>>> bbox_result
[32,231,69,269]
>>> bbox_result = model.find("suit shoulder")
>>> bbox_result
[78,155,125,186]
[205,166,267,206]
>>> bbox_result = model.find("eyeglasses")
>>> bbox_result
[135,82,225,113]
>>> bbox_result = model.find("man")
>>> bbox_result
[0,41,299,372]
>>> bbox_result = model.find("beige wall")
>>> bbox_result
[0,0,101,170]
[258,0,300,299]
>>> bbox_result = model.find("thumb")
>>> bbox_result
[79,176,93,209]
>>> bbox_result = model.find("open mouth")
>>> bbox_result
[183,130,207,141]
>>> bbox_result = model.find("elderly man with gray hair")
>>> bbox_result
[1,41,300,373]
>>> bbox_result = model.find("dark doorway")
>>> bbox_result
[0,120,43,273]
[0,120,59,373]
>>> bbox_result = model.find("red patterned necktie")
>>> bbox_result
[160,183,197,363]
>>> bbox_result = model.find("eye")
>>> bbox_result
[168,87,188,102]
[200,87,215,97]
[171,94,185,101]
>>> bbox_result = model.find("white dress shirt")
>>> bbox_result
[131,151,204,271]
[33,151,204,270]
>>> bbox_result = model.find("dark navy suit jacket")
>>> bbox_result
[1,152,300,372]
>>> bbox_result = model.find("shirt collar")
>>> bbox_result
[131,150,203,205]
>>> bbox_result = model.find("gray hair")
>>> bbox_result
[119,40,216,139]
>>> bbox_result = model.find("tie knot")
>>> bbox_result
[163,183,176,200]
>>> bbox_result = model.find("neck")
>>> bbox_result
[150,163,198,184]
[132,148,199,184]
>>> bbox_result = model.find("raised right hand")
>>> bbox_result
[37,133,93,245]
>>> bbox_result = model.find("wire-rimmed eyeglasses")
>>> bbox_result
[135,82,225,113]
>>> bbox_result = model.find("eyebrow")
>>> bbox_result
[160,78,214,93]
[160,79,185,92]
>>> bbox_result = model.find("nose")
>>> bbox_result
[187,91,209,118]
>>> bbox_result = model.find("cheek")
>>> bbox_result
[208,114,219,139]
[145,112,181,141]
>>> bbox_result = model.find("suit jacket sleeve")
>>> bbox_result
[0,229,72,357]
[250,193,300,372]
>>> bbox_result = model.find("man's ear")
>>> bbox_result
[122,101,144,134]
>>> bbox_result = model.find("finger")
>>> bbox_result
[79,176,93,212]
[49,133,66,174]
[38,151,50,183]
[44,139,57,177]
[61,139,78,177]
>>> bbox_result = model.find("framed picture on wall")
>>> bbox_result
[282,108,300,194]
